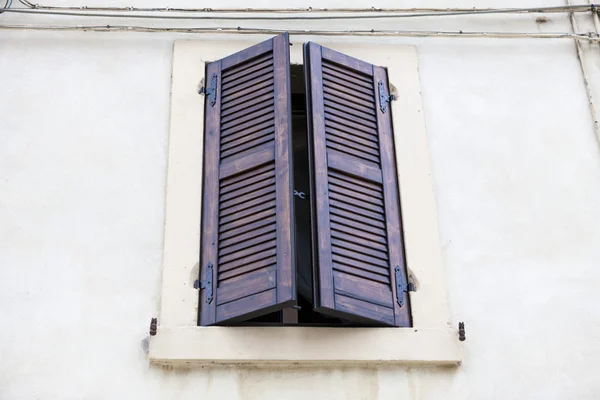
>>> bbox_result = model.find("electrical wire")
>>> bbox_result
[11,0,597,14]
[0,5,596,20]
[569,0,600,146]
[0,0,12,14]
[0,24,597,41]
[0,2,597,41]
[588,0,600,33]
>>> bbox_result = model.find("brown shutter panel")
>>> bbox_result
[304,42,411,327]
[200,33,295,326]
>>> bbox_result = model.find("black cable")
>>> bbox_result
[0,0,12,14]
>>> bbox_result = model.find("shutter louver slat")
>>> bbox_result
[221,99,275,124]
[332,263,391,285]
[221,61,274,90]
[324,92,376,116]
[219,248,277,274]
[199,33,295,326]
[320,60,373,84]
[221,87,275,112]
[304,42,412,327]
[219,190,276,218]
[222,53,272,78]
[220,111,275,138]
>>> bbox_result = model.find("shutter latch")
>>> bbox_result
[194,262,214,304]
[378,81,395,114]
[293,189,306,199]
[199,73,218,107]
[394,265,414,307]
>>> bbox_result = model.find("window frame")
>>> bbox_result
[149,38,461,366]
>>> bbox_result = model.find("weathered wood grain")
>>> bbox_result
[304,42,411,327]
[199,34,295,326]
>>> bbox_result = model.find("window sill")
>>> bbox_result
[149,327,462,366]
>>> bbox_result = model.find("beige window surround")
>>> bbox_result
[149,38,462,366]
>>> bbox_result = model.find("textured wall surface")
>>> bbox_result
[2,0,600,398]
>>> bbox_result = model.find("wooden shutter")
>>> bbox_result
[304,42,411,327]
[199,34,295,326]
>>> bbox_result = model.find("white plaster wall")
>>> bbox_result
[2,0,600,399]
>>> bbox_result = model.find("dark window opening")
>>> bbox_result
[236,65,354,327]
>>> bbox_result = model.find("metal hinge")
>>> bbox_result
[198,73,218,107]
[194,262,214,304]
[394,265,414,307]
[378,81,395,114]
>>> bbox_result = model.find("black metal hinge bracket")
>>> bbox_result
[194,262,214,304]
[394,265,415,307]
[199,73,218,107]
[378,81,395,114]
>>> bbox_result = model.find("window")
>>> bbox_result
[199,33,410,328]
[150,35,460,365]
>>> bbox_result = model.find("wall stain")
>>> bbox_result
[190,262,200,287]
[407,368,417,400]
[198,78,205,94]
[236,367,250,400]
[389,82,399,99]
[367,366,380,400]
[406,266,420,292]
